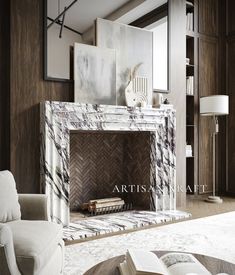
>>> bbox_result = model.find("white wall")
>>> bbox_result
[146,16,168,91]
[167,0,186,207]
[152,18,168,91]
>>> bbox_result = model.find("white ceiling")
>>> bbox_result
[47,0,131,33]
[47,0,167,34]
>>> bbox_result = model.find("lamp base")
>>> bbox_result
[205,196,223,204]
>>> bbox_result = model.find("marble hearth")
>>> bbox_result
[40,101,176,226]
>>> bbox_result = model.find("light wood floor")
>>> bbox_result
[66,195,235,245]
[179,195,235,218]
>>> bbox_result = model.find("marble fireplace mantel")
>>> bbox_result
[40,101,176,226]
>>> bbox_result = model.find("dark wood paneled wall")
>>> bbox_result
[227,0,235,35]
[9,0,73,193]
[197,0,220,194]
[0,1,10,171]
[198,36,218,193]
[226,0,235,194]
[217,0,227,195]
[198,0,233,196]
[198,0,218,36]
[227,38,235,193]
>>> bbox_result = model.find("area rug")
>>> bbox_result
[63,210,191,240]
[64,211,235,275]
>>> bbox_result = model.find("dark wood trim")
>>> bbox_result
[223,0,235,195]
[43,0,49,81]
[226,0,235,36]
[217,0,227,196]
[185,0,199,195]
[130,3,168,28]
[227,30,235,37]
[0,0,10,170]
[44,76,74,83]
[10,0,73,193]
[226,37,235,194]
[198,0,219,37]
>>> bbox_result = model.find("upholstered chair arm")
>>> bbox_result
[0,223,21,275]
[18,194,49,221]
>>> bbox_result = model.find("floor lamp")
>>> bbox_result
[200,95,229,203]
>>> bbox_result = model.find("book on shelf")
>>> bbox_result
[186,145,193,157]
[186,1,194,7]
[186,76,194,95]
[119,249,211,275]
[186,12,194,31]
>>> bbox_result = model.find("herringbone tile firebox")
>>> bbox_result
[70,131,151,211]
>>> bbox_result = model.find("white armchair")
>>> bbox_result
[0,170,64,275]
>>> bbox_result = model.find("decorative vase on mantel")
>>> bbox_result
[153,92,164,108]
[125,63,148,107]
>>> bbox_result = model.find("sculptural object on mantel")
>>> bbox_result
[125,63,148,107]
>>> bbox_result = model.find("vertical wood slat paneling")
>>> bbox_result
[0,1,10,170]
[10,0,73,193]
[196,0,222,195]
[198,37,218,193]
[198,0,218,36]
[217,0,227,195]
[227,0,235,35]
[212,0,235,195]
[227,38,235,194]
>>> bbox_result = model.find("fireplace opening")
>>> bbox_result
[69,130,152,218]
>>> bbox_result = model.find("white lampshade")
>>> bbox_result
[200,95,229,116]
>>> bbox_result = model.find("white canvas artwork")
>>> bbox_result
[96,18,153,106]
[74,43,116,105]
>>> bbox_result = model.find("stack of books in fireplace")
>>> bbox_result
[82,197,125,214]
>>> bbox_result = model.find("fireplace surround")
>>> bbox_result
[40,101,176,226]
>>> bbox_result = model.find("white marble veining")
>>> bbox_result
[64,211,235,275]
[40,102,176,226]
[63,210,191,241]
[96,18,153,106]
[74,43,116,105]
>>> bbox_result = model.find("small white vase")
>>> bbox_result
[125,77,148,107]
[153,93,164,107]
